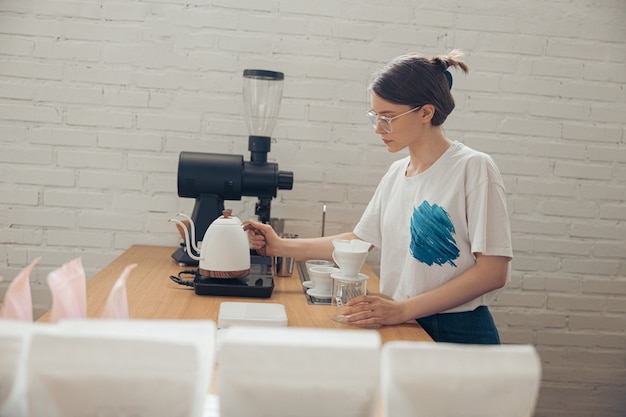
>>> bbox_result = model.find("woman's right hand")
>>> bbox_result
[243,220,280,256]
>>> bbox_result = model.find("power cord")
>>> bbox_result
[169,270,197,287]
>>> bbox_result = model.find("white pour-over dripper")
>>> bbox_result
[332,239,371,253]
[331,239,371,278]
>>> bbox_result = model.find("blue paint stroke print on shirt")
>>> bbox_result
[410,201,459,267]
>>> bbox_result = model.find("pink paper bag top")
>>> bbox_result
[0,258,39,321]
[46,258,87,323]
[100,264,137,320]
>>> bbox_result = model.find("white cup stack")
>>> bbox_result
[306,265,338,298]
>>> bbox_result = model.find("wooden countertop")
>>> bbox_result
[40,245,432,344]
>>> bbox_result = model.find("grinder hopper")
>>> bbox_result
[243,69,284,140]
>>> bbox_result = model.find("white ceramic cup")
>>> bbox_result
[305,259,334,274]
[307,266,337,296]
[332,250,368,278]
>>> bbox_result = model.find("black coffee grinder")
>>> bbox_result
[172,69,293,271]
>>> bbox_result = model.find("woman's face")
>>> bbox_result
[369,93,424,153]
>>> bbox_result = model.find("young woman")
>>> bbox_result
[248,50,512,344]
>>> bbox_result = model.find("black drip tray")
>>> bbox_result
[296,261,331,305]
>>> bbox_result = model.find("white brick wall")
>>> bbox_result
[1,1,625,415]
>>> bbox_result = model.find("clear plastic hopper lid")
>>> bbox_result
[242,69,284,138]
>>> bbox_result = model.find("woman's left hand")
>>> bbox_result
[342,295,409,327]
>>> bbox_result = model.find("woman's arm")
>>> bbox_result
[343,253,509,326]
[246,219,360,261]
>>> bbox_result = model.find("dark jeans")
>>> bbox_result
[416,306,501,344]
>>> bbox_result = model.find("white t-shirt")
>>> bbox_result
[354,141,512,313]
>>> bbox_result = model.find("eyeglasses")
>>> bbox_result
[366,105,423,133]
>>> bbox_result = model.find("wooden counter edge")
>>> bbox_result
[38,244,433,344]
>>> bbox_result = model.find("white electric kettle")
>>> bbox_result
[169,209,251,278]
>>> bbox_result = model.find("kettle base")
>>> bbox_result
[193,262,274,298]
[199,268,250,279]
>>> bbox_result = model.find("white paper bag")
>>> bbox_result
[0,321,40,417]
[28,319,217,417]
[218,326,381,417]
[381,341,542,417]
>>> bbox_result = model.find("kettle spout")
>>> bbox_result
[175,213,200,253]
[169,218,201,262]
